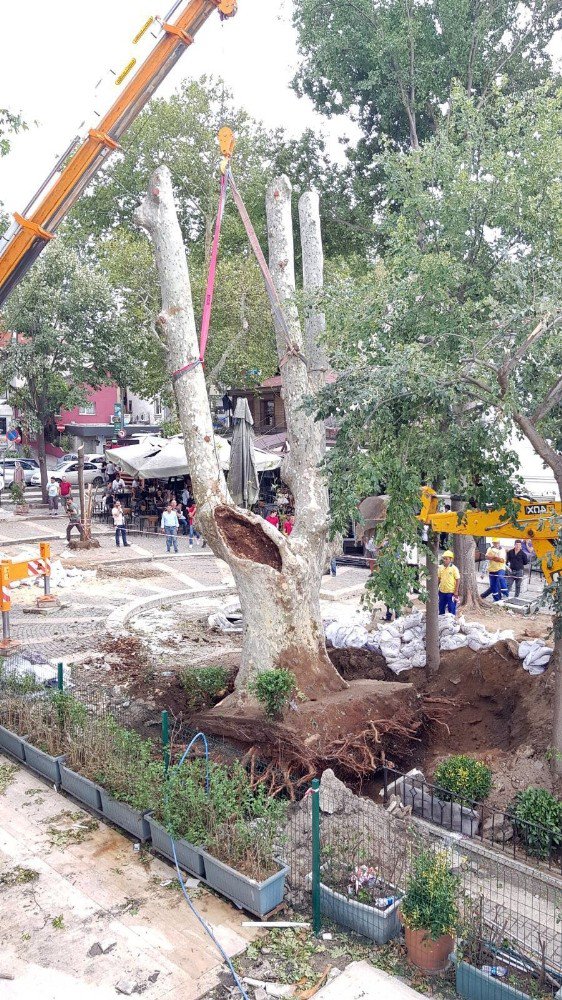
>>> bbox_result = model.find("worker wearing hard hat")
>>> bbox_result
[437,550,460,615]
[481,539,509,602]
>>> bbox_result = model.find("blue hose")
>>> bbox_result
[168,732,251,1000]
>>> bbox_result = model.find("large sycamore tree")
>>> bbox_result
[136,166,346,702]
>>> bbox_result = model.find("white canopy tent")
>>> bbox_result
[106,435,281,479]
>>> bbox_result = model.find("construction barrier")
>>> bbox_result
[0,542,54,650]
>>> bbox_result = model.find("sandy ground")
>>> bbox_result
[0,755,258,999]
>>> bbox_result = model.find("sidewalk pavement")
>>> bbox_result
[0,757,256,999]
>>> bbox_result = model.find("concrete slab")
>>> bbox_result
[0,756,257,998]
[315,961,427,1000]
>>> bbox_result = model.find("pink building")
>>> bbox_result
[55,385,165,455]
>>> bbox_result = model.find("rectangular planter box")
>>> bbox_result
[146,815,205,878]
[317,881,401,943]
[202,851,288,917]
[22,742,65,785]
[0,724,27,762]
[60,765,102,812]
[100,789,151,842]
[456,961,533,1000]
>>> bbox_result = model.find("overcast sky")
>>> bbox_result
[0,0,357,216]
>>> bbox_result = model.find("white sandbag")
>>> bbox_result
[521,639,552,674]
[411,651,427,668]
[385,656,415,675]
[379,638,402,658]
[440,633,468,651]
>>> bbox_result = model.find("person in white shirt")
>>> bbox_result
[112,500,130,547]
[161,503,179,553]
[47,477,60,516]
[112,476,126,494]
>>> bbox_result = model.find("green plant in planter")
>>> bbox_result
[433,755,492,804]
[158,758,258,845]
[510,787,562,859]
[207,793,287,881]
[250,669,296,718]
[92,719,164,812]
[401,849,460,939]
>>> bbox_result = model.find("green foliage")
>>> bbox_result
[433,756,492,804]
[510,787,562,858]
[180,665,230,710]
[401,849,460,939]
[251,669,296,718]
[0,664,43,695]
[0,108,26,158]
[92,719,164,813]
[9,482,26,505]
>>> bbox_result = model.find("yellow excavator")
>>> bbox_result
[419,486,562,584]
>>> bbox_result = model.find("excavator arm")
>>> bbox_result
[0,0,237,308]
[418,486,562,583]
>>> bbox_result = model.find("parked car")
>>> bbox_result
[30,461,104,488]
[1,458,40,485]
[55,453,104,467]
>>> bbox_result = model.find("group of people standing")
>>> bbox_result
[437,538,531,614]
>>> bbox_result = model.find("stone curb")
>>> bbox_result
[106,585,237,637]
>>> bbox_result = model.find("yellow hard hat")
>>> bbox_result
[443,550,454,559]
[492,538,501,544]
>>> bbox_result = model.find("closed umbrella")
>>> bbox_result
[229,398,259,507]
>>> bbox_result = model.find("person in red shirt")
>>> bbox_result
[59,476,72,499]
[265,509,279,530]
[283,514,295,536]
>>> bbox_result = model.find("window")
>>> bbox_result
[79,402,96,415]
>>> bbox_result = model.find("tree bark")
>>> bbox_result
[36,421,48,504]
[298,191,329,391]
[552,621,562,780]
[77,445,85,528]
[426,532,441,675]
[451,498,486,610]
[135,167,346,702]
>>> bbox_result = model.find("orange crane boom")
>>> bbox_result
[418,486,562,583]
[0,0,237,307]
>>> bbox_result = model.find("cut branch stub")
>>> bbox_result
[214,506,282,571]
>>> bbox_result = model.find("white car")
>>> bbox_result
[31,461,104,488]
[1,458,40,485]
[55,452,104,468]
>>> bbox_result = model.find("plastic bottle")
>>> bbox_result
[481,966,508,978]
[374,896,395,908]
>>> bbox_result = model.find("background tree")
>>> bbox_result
[0,243,137,499]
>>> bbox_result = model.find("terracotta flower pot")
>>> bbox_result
[404,925,454,972]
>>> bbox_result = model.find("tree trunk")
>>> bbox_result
[36,422,48,504]
[451,498,486,610]
[552,618,562,780]
[77,445,85,527]
[426,532,440,675]
[135,167,346,701]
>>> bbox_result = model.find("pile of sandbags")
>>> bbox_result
[518,638,553,675]
[324,610,554,677]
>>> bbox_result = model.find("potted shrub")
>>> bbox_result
[202,784,288,917]
[400,848,459,972]
[315,858,401,944]
[93,720,163,841]
[10,481,29,514]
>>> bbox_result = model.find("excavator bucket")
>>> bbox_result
[418,486,439,523]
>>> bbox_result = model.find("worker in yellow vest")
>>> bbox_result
[481,538,508,602]
[437,550,460,615]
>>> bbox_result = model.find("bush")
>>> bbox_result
[250,669,296,718]
[180,665,230,709]
[510,787,562,859]
[433,755,492,803]
[401,849,460,940]
[90,719,164,812]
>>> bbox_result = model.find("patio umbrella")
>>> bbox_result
[138,435,231,478]
[104,436,162,476]
[229,398,259,507]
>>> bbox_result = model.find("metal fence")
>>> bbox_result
[284,777,562,1000]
